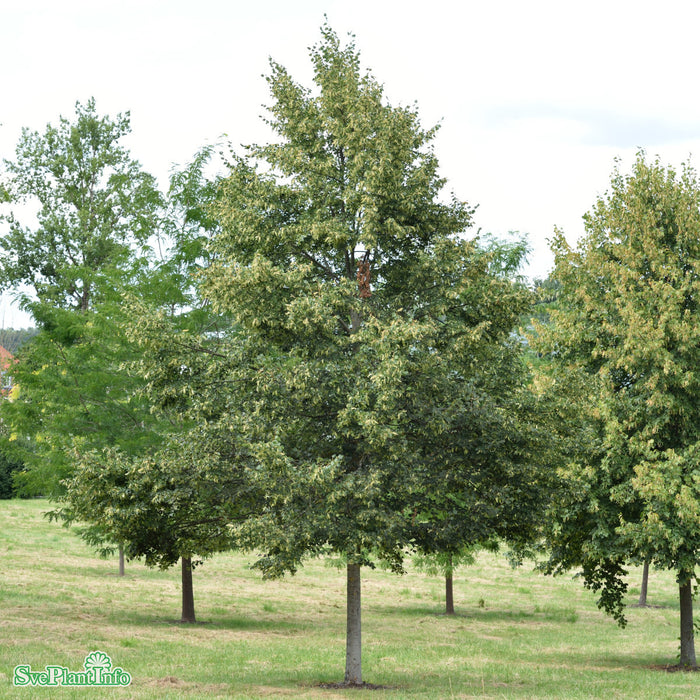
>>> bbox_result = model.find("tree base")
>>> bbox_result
[318,681,392,690]
[651,664,700,672]
[170,619,209,625]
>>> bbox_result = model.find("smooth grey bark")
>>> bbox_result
[679,578,696,667]
[638,559,649,606]
[181,557,196,623]
[345,562,362,684]
[118,544,125,577]
[445,555,455,615]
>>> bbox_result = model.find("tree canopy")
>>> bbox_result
[0,97,161,312]
[0,22,612,685]
[0,98,165,495]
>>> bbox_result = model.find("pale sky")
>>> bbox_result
[2,0,700,326]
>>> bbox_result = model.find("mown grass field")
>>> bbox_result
[0,499,697,698]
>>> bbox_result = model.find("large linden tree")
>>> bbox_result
[204,24,536,684]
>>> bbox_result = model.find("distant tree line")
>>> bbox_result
[0,327,39,355]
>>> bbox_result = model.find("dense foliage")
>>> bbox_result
[6,18,696,683]
[145,24,552,683]
[535,152,700,667]
[0,98,161,312]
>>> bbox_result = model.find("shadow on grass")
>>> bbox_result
[375,603,579,624]
[207,615,302,633]
[107,609,301,634]
[584,653,700,673]
[628,602,674,609]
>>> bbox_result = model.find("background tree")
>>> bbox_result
[45,149,242,608]
[409,234,557,616]
[411,546,488,615]
[198,24,545,685]
[0,97,161,312]
[536,152,700,668]
[0,102,236,606]
[637,559,651,607]
[3,298,163,497]
[0,443,23,499]
[56,430,249,622]
[0,97,164,498]
[0,327,39,354]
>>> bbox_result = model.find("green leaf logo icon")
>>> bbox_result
[84,651,112,671]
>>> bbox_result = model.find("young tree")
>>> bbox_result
[60,145,245,614]
[202,24,542,684]
[47,148,234,606]
[638,559,651,607]
[537,152,700,667]
[411,547,484,615]
[410,234,557,615]
[57,431,249,622]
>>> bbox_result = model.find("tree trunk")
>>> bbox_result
[445,555,455,615]
[118,545,125,577]
[345,562,362,684]
[181,557,196,623]
[679,577,696,667]
[638,559,649,606]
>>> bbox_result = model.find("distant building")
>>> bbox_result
[0,346,14,396]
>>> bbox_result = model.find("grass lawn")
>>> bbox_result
[0,499,697,698]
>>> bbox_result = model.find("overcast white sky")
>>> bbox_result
[2,0,700,326]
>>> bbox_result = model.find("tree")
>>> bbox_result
[411,546,484,615]
[638,559,651,607]
[409,234,557,616]
[0,327,39,355]
[0,99,164,504]
[0,102,236,608]
[2,301,164,497]
[0,97,161,312]
[200,24,542,684]
[0,444,23,499]
[536,152,700,667]
[0,98,163,496]
[57,433,248,622]
[47,146,238,612]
